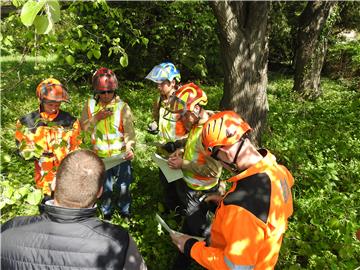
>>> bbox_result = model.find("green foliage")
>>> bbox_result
[120,1,221,82]
[20,0,60,34]
[264,73,360,269]
[1,1,220,83]
[2,52,359,267]
[324,40,360,83]
[269,2,306,66]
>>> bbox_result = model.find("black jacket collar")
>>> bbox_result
[44,203,97,223]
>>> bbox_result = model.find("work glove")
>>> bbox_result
[147,121,159,134]
[162,140,183,154]
[162,142,177,153]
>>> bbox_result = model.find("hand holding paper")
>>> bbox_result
[152,154,183,183]
[168,155,183,169]
[155,214,205,242]
[102,153,127,170]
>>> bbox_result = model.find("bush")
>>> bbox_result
[324,40,360,80]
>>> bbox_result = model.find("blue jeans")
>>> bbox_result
[100,160,133,216]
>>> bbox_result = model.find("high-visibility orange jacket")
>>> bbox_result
[15,109,81,195]
[185,149,294,270]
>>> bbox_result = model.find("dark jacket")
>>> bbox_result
[1,203,147,270]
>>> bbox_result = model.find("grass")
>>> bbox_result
[1,58,359,269]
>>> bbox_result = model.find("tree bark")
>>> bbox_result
[210,1,269,145]
[293,1,336,99]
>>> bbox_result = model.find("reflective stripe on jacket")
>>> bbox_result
[182,124,220,190]
[87,98,126,158]
[15,110,81,195]
[158,100,187,143]
[190,149,294,269]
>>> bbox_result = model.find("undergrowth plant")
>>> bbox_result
[1,57,359,269]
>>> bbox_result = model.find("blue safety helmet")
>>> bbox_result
[145,62,181,83]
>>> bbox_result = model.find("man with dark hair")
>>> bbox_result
[1,149,147,270]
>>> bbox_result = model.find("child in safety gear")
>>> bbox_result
[15,78,81,196]
[80,67,136,220]
[145,62,188,213]
[171,111,294,270]
[165,83,223,270]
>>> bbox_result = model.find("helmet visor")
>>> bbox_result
[145,65,169,83]
[167,95,187,115]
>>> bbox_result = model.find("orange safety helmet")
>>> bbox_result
[202,111,252,155]
[168,82,207,116]
[92,67,118,93]
[36,78,69,103]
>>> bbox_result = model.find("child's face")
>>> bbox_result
[157,80,175,97]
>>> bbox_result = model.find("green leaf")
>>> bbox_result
[141,37,149,47]
[3,186,14,199]
[26,189,43,205]
[33,15,50,34]
[3,154,11,163]
[65,55,75,65]
[18,186,31,197]
[92,49,101,59]
[120,54,128,67]
[87,50,93,60]
[46,0,60,23]
[0,201,6,209]
[20,0,46,27]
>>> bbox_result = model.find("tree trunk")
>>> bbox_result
[293,1,336,99]
[210,1,269,146]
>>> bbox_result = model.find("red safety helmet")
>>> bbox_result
[202,111,251,156]
[92,67,118,93]
[167,83,207,116]
[36,78,69,103]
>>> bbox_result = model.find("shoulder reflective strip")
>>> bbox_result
[95,141,125,151]
[102,133,124,140]
[113,100,124,134]
[183,176,218,188]
[88,98,96,114]
[224,256,254,270]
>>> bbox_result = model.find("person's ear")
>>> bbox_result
[96,186,103,199]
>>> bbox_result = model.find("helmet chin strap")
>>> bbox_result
[221,137,246,174]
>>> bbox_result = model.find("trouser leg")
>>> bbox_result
[113,161,133,216]
[159,169,180,212]
[100,168,114,216]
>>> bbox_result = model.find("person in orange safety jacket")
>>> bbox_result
[15,78,81,196]
[171,111,294,270]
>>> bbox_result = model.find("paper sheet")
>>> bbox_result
[155,213,205,241]
[151,153,183,183]
[102,153,127,170]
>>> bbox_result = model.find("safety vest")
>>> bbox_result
[182,125,219,190]
[15,110,81,195]
[158,100,187,143]
[87,98,126,158]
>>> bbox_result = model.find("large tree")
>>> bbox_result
[210,1,269,145]
[293,1,336,99]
